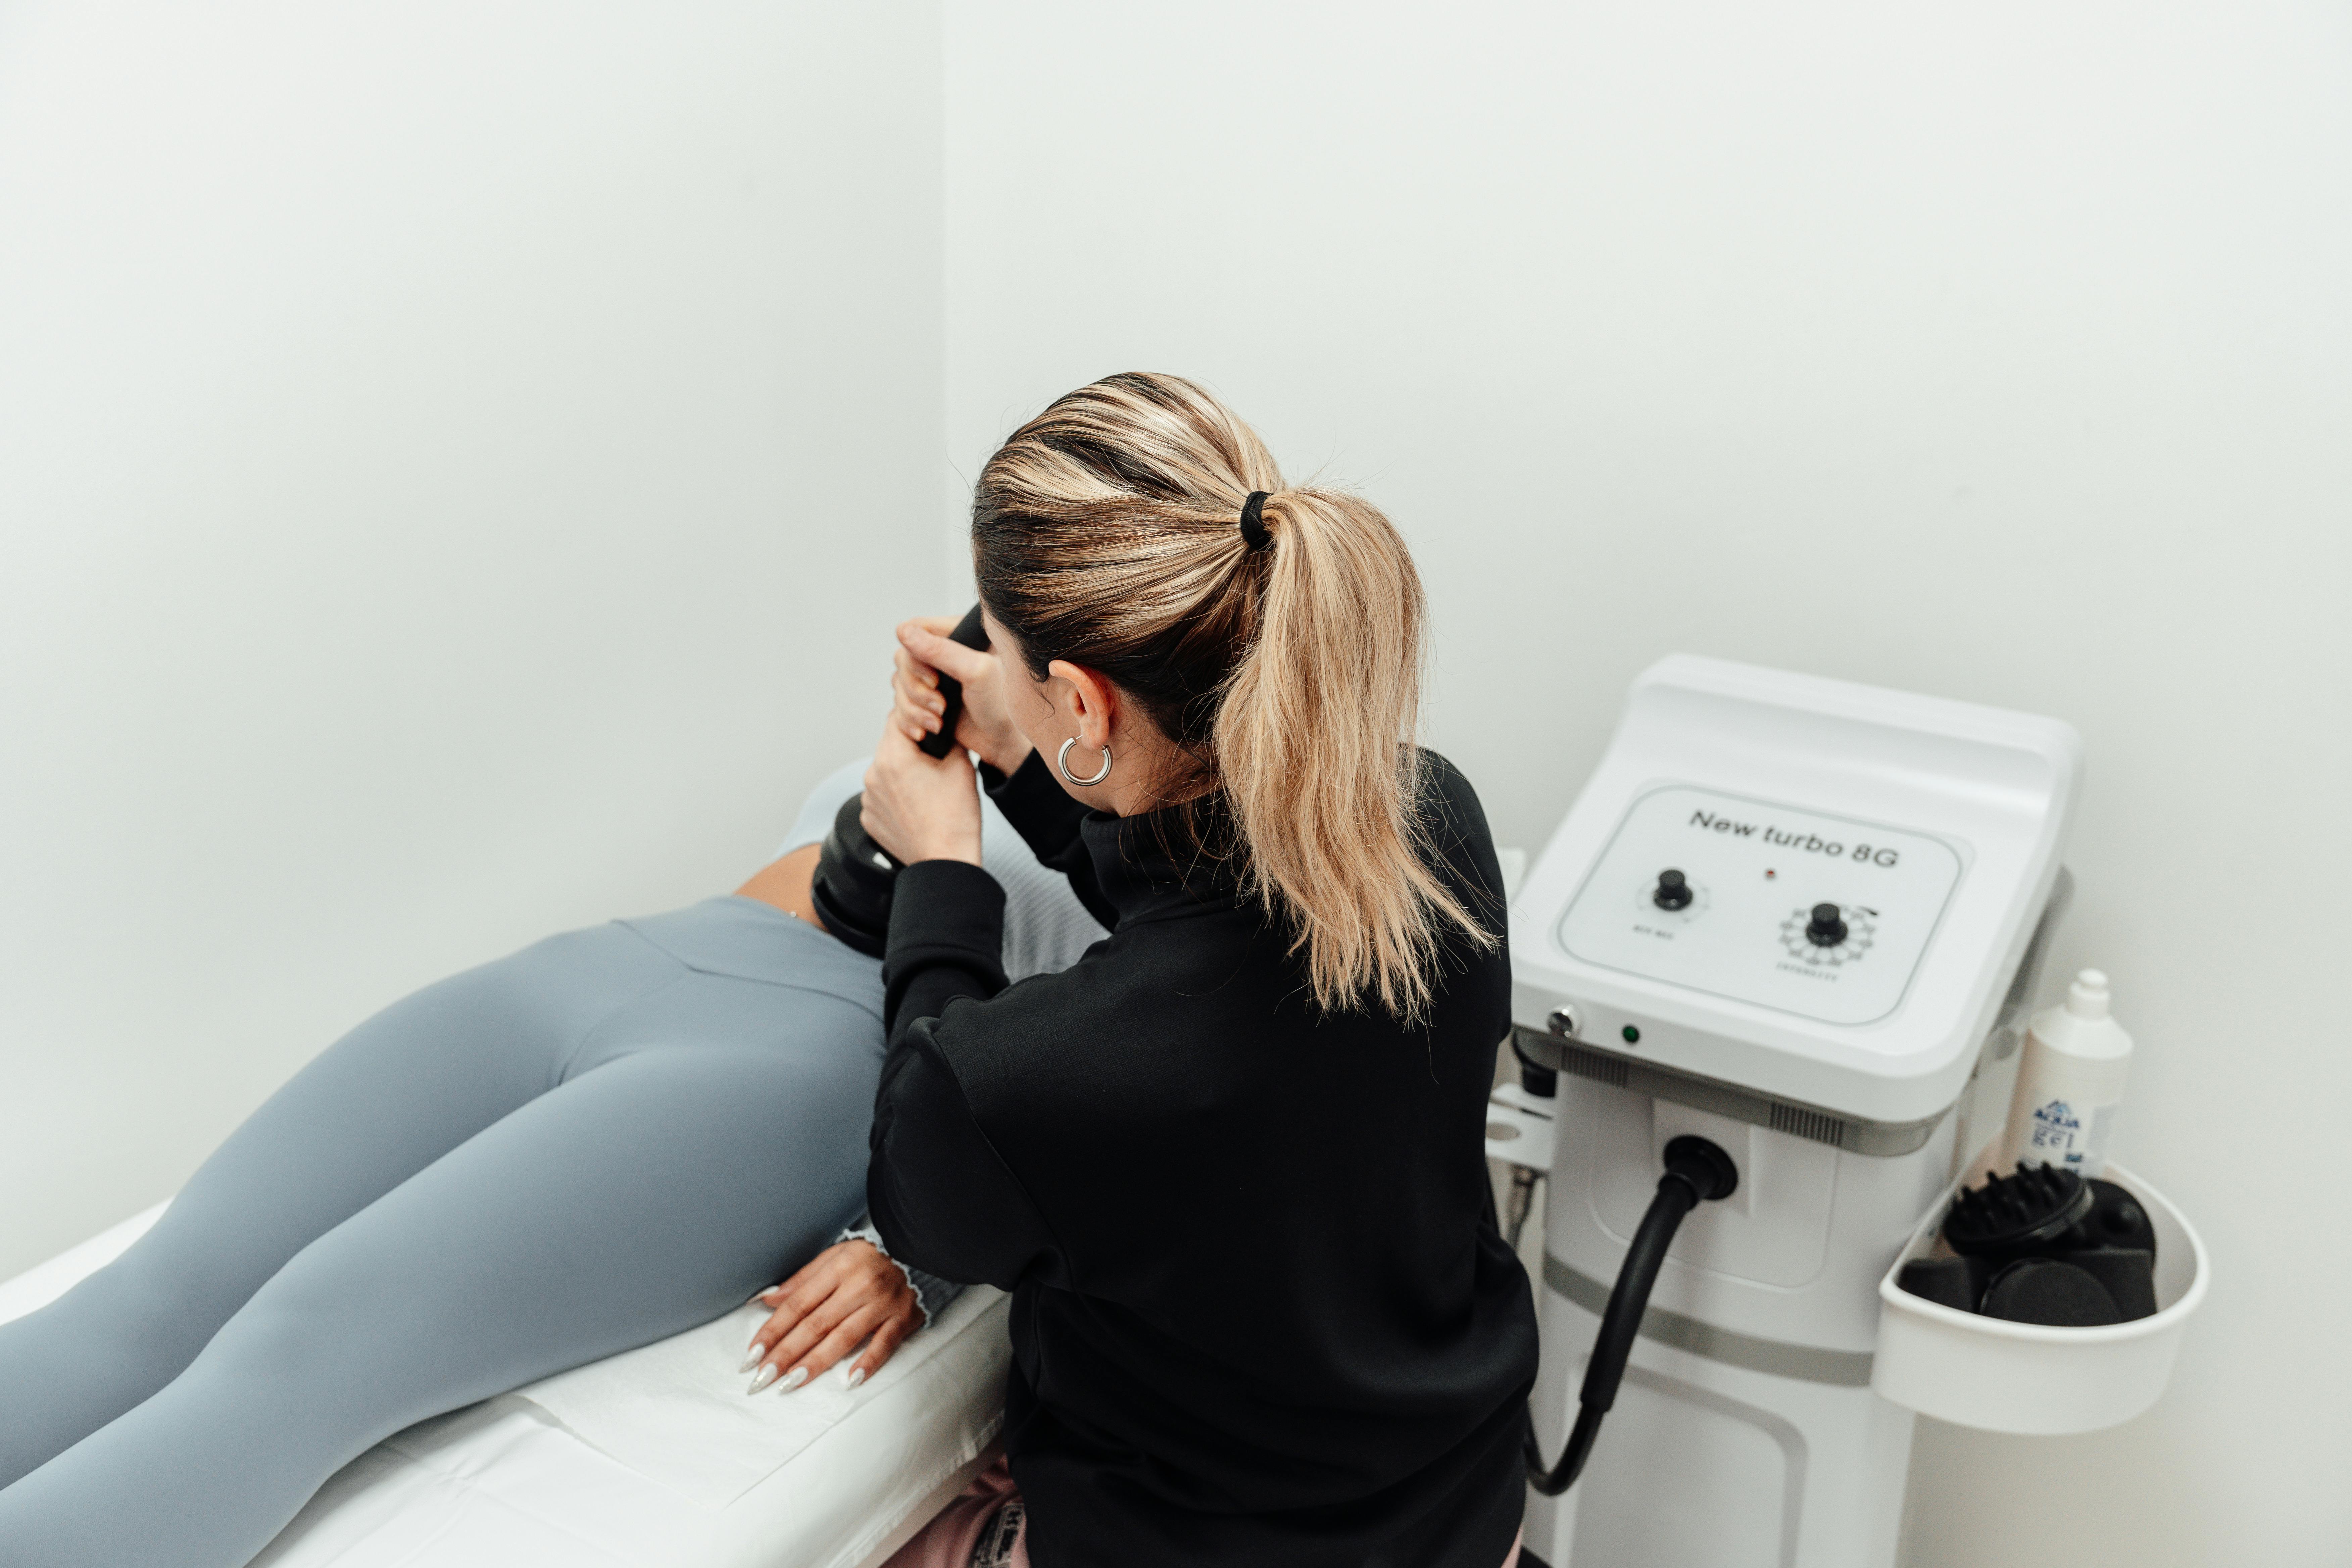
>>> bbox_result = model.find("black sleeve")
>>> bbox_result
[980,749,1120,929]
[866,1011,1059,1291]
[870,856,1058,1288]
[881,858,1009,1039]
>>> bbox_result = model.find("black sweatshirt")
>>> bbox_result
[867,750,1538,1568]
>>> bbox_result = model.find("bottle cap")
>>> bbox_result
[2065,968,2111,1021]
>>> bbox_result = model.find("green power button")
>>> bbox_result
[1621,1024,1642,1045]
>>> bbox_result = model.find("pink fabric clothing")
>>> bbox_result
[883,1459,1522,1568]
[881,1457,1027,1568]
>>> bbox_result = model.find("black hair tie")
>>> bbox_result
[1238,491,1273,551]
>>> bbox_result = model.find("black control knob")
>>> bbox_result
[1806,902,1848,947]
[1653,869,1693,911]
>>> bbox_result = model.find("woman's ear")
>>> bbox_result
[1046,660,1119,749]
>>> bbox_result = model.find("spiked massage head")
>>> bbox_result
[1942,1162,2096,1258]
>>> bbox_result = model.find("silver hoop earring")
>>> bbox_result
[1057,736,1113,787]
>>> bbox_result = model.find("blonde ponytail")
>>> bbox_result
[1213,489,1485,1018]
[972,373,1493,1019]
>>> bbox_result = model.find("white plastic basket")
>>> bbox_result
[1872,1159,2208,1434]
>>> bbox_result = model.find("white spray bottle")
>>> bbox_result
[1995,969,2134,1179]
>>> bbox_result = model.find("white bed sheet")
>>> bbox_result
[0,1205,1009,1568]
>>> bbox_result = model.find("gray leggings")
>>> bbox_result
[0,897,886,1568]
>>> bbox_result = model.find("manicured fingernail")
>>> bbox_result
[738,1345,766,1374]
[778,1366,809,1393]
[844,1367,866,1390]
[746,1364,779,1394]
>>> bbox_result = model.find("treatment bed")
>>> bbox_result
[0,1204,1008,1568]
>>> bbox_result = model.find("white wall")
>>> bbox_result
[941,3,2350,1563]
[0,1,944,1277]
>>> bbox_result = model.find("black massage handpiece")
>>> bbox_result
[918,603,992,760]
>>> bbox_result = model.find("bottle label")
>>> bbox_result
[2026,1097,2086,1166]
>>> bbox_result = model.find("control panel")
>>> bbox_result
[1554,784,1963,1026]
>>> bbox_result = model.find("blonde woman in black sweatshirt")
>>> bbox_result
[856,374,1536,1568]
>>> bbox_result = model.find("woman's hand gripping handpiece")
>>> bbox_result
[740,1238,923,1395]
[888,615,1033,778]
[865,614,1028,869]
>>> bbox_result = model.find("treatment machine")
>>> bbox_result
[1497,655,2081,1568]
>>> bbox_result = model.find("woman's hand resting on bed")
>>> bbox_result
[743,1239,923,1394]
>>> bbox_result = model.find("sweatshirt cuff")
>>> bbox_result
[837,1220,966,1328]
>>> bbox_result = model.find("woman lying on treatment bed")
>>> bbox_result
[0,757,1102,1567]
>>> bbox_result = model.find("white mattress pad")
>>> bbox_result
[0,1205,1010,1568]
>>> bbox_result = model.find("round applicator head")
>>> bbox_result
[1979,1258,2124,1327]
[808,794,899,959]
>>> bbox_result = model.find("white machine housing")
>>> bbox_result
[1511,655,2080,1127]
[1508,656,2081,1568]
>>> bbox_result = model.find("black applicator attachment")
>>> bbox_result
[1901,1164,2161,1325]
[918,603,992,760]
[1943,1162,2095,1259]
